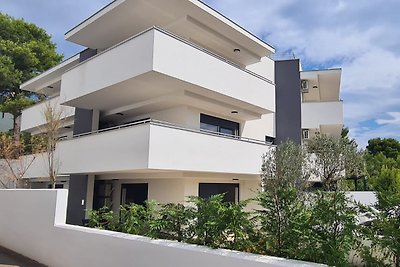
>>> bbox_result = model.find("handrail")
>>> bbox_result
[69,119,270,146]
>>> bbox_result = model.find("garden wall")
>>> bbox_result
[0,189,325,267]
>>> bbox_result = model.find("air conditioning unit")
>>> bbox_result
[302,129,310,140]
[301,80,309,93]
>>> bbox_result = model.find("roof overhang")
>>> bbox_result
[65,0,274,66]
[20,54,80,94]
[301,68,342,101]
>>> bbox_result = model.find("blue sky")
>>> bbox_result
[2,0,400,148]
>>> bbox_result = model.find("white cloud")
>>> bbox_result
[376,112,400,126]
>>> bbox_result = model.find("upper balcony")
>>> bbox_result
[65,0,274,66]
[301,101,343,130]
[61,27,275,121]
[21,96,75,133]
[301,69,341,103]
[20,55,80,96]
[23,119,271,178]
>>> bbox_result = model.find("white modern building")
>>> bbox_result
[300,69,343,142]
[18,0,342,224]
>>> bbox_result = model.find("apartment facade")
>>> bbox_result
[20,0,277,224]
[19,0,342,224]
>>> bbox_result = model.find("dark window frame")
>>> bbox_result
[200,114,239,136]
[198,183,240,203]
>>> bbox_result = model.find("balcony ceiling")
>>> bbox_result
[65,0,274,66]
[64,71,266,121]
[301,69,341,102]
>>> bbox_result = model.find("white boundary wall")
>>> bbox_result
[0,190,325,267]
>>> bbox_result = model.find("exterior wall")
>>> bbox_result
[125,106,199,129]
[0,113,12,132]
[246,57,275,83]
[20,96,75,132]
[61,29,274,113]
[301,101,343,129]
[93,175,261,214]
[152,29,274,112]
[242,113,275,140]
[23,123,269,177]
[61,30,155,105]
[148,124,269,175]
[275,60,302,144]
[0,190,324,267]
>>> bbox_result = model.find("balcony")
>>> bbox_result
[21,96,75,132]
[23,120,271,178]
[301,101,343,130]
[61,27,275,120]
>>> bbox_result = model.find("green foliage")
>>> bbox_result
[256,189,310,259]
[307,134,365,190]
[0,93,35,117]
[86,207,120,231]
[258,140,310,258]
[119,201,158,236]
[361,137,400,267]
[371,167,400,210]
[304,191,359,266]
[0,13,63,96]
[367,138,400,159]
[0,12,62,138]
[150,203,192,242]
[187,195,254,250]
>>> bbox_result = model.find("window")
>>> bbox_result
[200,114,239,136]
[265,136,275,144]
[302,129,310,139]
[93,180,114,210]
[199,183,239,203]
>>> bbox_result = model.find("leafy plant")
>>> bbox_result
[119,201,158,236]
[87,207,119,231]
[303,191,359,266]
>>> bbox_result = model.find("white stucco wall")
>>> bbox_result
[0,190,325,267]
[242,113,275,140]
[301,101,343,129]
[246,57,275,83]
[21,96,75,132]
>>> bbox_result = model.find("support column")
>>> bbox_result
[66,107,100,225]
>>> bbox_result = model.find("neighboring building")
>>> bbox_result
[0,113,13,133]
[274,60,343,144]
[19,0,342,225]
[300,69,344,142]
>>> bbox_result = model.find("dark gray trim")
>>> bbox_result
[66,174,88,226]
[275,59,302,145]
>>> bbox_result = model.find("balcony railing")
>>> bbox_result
[68,119,269,146]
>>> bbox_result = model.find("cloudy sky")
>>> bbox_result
[2,0,399,147]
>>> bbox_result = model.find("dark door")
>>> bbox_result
[199,183,239,203]
[121,183,148,206]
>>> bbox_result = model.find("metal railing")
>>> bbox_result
[69,119,270,146]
